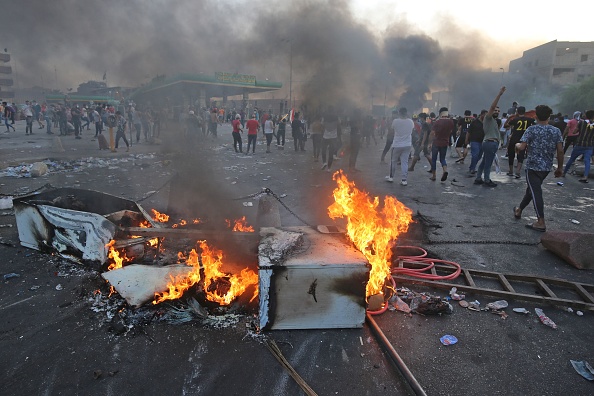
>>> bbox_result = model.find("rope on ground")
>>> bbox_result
[137,173,177,202]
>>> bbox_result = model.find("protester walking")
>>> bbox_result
[291,112,306,151]
[513,105,563,232]
[231,114,243,153]
[562,109,594,183]
[245,114,259,154]
[3,102,15,132]
[321,108,339,172]
[504,106,535,178]
[276,116,287,149]
[474,86,506,187]
[114,111,130,152]
[264,116,275,153]
[386,107,413,185]
[310,116,323,160]
[408,113,432,172]
[428,107,454,182]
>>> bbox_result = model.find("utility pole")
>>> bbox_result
[289,41,293,111]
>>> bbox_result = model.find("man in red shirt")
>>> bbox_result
[232,114,243,153]
[245,114,260,154]
[428,107,455,181]
[563,111,581,153]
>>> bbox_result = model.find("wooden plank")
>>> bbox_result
[120,227,257,239]
[498,274,516,293]
[463,269,476,288]
[392,276,594,310]
[574,284,594,304]
[536,279,557,298]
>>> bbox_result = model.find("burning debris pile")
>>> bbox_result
[12,186,260,330]
[13,171,420,332]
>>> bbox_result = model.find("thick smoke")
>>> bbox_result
[7,0,527,114]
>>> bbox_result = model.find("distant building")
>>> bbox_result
[509,40,594,89]
[0,51,15,99]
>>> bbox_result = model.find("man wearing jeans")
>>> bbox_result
[475,87,506,187]
[386,107,413,186]
[466,110,486,175]
[513,105,564,232]
[562,109,594,183]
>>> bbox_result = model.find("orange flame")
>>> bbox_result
[327,170,412,298]
[226,216,255,232]
[106,240,131,271]
[151,209,169,223]
[172,219,187,228]
[153,240,258,305]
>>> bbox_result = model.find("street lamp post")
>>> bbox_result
[289,41,293,111]
[281,38,293,112]
[383,71,391,117]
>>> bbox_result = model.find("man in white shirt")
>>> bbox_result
[386,107,414,186]
[264,117,275,153]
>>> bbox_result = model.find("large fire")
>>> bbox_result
[153,240,258,305]
[327,170,413,298]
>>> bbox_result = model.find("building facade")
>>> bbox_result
[0,52,15,99]
[509,40,594,89]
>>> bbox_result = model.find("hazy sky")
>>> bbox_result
[4,0,590,111]
[351,0,590,46]
[350,0,590,69]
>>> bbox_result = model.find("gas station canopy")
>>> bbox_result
[129,72,282,103]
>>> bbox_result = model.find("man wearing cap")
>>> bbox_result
[386,107,414,185]
[474,86,506,187]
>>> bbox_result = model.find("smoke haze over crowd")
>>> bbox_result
[6,0,534,113]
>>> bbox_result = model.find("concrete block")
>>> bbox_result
[30,162,48,177]
[541,231,594,270]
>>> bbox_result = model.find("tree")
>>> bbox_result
[558,76,594,114]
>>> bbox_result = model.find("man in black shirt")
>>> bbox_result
[291,112,305,151]
[504,106,535,177]
[455,110,473,163]
[466,109,487,175]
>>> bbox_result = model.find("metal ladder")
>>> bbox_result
[392,260,594,311]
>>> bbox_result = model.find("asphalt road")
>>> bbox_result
[0,119,593,396]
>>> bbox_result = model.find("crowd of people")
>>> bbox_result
[200,88,590,234]
[3,93,591,232]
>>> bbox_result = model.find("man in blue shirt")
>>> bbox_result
[513,105,564,232]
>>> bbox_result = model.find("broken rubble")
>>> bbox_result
[101,264,193,307]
